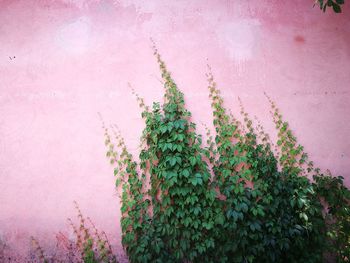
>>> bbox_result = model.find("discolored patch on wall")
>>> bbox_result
[294,35,305,43]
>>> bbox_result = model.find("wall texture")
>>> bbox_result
[0,0,350,260]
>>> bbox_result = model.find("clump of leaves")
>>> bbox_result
[206,69,326,263]
[104,48,350,262]
[314,174,350,262]
[315,0,345,13]
[105,46,218,262]
[266,93,350,262]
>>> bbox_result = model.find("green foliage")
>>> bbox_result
[104,50,350,262]
[315,0,345,13]
[206,73,326,263]
[314,174,350,262]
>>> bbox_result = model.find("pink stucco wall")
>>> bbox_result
[1,0,350,260]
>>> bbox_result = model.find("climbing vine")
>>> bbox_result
[30,202,117,263]
[103,49,350,263]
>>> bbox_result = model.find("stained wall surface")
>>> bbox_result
[0,0,350,260]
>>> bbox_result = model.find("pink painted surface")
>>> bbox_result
[0,0,350,260]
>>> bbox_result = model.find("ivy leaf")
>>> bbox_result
[250,223,256,232]
[170,157,177,166]
[240,202,249,213]
[193,206,201,216]
[182,169,190,178]
[203,221,214,230]
[300,213,308,221]
[176,156,182,164]
[215,214,225,225]
[297,198,305,208]
[190,174,203,186]
[160,125,168,134]
[332,2,342,12]
[189,156,197,166]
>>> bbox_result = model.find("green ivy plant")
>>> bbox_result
[103,48,350,263]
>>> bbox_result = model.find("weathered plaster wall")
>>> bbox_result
[0,0,349,260]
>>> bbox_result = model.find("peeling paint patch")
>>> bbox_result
[219,19,261,62]
[55,16,93,55]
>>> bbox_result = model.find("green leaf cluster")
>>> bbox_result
[103,51,350,263]
[315,0,345,13]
